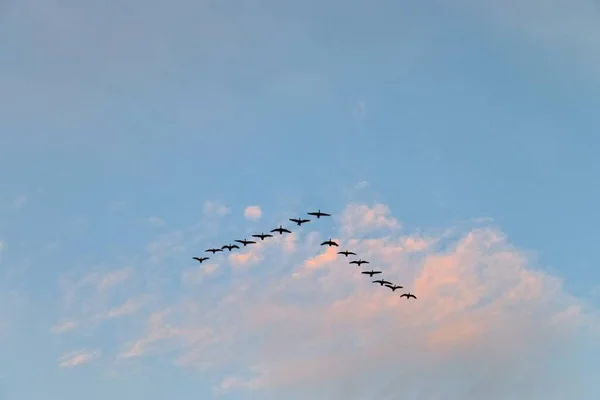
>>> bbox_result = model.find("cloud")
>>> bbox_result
[102,297,146,319]
[83,202,596,398]
[203,201,230,217]
[244,206,262,221]
[147,216,165,227]
[339,203,400,236]
[51,320,77,334]
[181,264,219,285]
[58,350,100,368]
[13,195,27,209]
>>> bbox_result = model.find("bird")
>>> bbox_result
[289,217,311,226]
[192,257,209,263]
[307,210,331,219]
[252,232,273,241]
[373,279,393,286]
[337,250,356,257]
[221,244,240,251]
[361,270,382,277]
[270,225,291,235]
[385,284,403,291]
[205,248,222,254]
[350,259,369,266]
[400,293,417,299]
[320,239,338,247]
[234,239,257,246]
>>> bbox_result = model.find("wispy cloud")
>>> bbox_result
[244,206,262,221]
[203,201,230,217]
[147,216,166,227]
[58,349,100,368]
[51,320,77,334]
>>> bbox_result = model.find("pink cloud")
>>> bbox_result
[244,205,262,221]
[103,203,595,397]
[58,349,99,368]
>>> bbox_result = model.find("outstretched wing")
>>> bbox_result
[234,240,246,244]
[349,261,358,264]
[289,218,300,223]
[409,294,417,299]
[372,271,382,275]
[231,245,240,249]
[270,228,280,233]
[361,271,370,275]
[300,219,311,223]
[265,234,273,237]
[193,257,202,262]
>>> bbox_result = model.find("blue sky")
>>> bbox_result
[1,0,599,398]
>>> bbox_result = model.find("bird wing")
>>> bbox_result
[231,245,239,249]
[349,261,358,264]
[282,229,291,233]
[221,245,229,249]
[251,234,261,238]
[373,271,382,274]
[400,294,408,298]
[300,219,310,223]
[348,251,356,255]
[270,228,279,232]
[289,218,300,223]
[409,294,417,299]
[307,212,317,216]
[321,213,331,216]
[320,241,328,245]
[361,271,370,274]
[193,257,201,261]
[247,240,256,244]
[234,240,244,244]
[331,242,338,246]
[265,234,273,237]
[385,284,393,289]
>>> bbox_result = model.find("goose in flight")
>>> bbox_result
[221,244,240,251]
[361,270,382,277]
[350,259,369,266]
[252,232,273,241]
[373,279,393,286]
[205,248,223,254]
[320,239,338,247]
[270,225,291,235]
[307,210,331,219]
[400,293,417,299]
[235,239,256,246]
[192,257,209,263]
[337,250,356,257]
[385,284,403,291]
[289,217,311,226]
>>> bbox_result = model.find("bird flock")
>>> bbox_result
[192,209,417,300]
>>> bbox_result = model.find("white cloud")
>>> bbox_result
[51,320,78,334]
[244,206,262,221]
[58,349,100,368]
[147,216,166,227]
[182,264,219,285]
[203,201,230,217]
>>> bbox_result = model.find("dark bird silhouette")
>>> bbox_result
[337,250,357,257]
[400,293,417,299]
[252,232,273,241]
[350,259,369,266]
[289,217,311,226]
[221,244,240,251]
[270,225,292,235]
[385,284,403,291]
[320,239,339,247]
[307,209,331,219]
[361,270,382,277]
[205,248,222,254]
[192,257,209,263]
[235,239,256,246]
[373,279,393,286]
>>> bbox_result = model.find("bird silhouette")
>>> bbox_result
[337,250,356,257]
[385,284,403,291]
[270,225,291,235]
[192,257,209,263]
[252,232,273,241]
[320,239,338,247]
[373,279,393,286]
[205,248,222,254]
[350,259,369,266]
[235,239,256,246]
[289,217,311,226]
[400,293,417,299]
[361,270,382,277]
[221,244,240,251]
[307,210,331,219]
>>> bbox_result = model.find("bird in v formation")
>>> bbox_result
[191,209,417,300]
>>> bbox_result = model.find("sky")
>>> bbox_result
[1,0,600,398]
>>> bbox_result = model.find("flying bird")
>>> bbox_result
[252,232,273,241]
[289,217,311,226]
[235,239,256,246]
[361,270,382,277]
[307,210,331,219]
[337,250,356,257]
[221,244,240,251]
[400,293,417,299]
[192,257,209,263]
[385,284,403,291]
[205,248,223,254]
[320,239,338,247]
[350,259,369,266]
[270,225,291,235]
[373,279,393,286]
